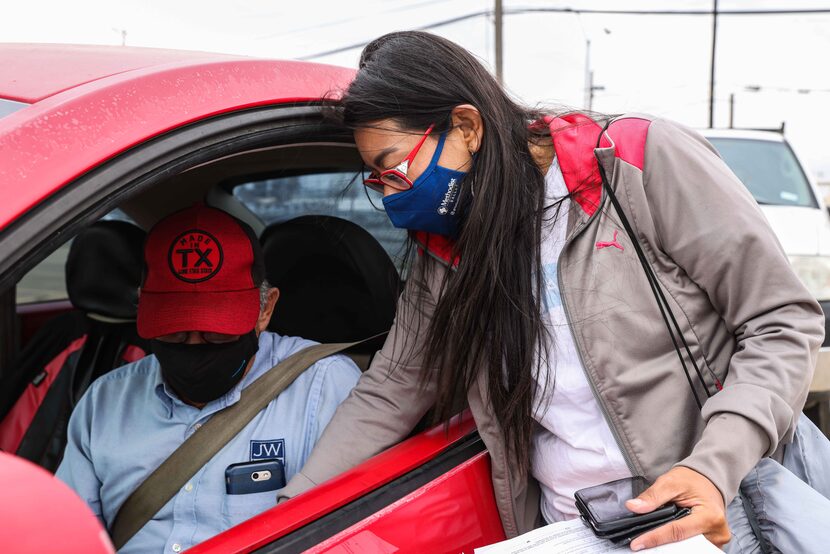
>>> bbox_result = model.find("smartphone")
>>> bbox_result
[574,476,687,536]
[225,459,286,495]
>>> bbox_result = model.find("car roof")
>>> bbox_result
[699,128,786,143]
[0,44,355,232]
[0,43,248,103]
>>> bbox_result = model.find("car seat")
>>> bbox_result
[0,220,149,471]
[261,215,401,369]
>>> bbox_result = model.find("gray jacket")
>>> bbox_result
[279,114,824,538]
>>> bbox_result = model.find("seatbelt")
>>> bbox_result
[110,339,367,550]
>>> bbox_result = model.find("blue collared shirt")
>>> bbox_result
[56,331,360,553]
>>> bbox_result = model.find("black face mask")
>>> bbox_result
[151,330,260,405]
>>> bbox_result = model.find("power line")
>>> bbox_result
[258,0,452,41]
[507,7,830,16]
[298,5,830,60]
[742,84,830,94]
[296,10,487,60]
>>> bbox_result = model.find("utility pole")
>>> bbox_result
[728,92,734,128]
[708,0,718,127]
[578,19,609,112]
[494,0,503,84]
[112,28,127,46]
[589,77,605,112]
[584,38,591,108]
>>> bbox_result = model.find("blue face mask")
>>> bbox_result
[381,132,467,238]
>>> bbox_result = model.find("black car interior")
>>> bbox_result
[0,108,481,551]
[2,140,407,472]
[0,220,149,471]
[262,215,401,369]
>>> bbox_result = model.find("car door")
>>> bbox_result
[1,104,342,356]
[188,414,504,554]
[1,100,505,552]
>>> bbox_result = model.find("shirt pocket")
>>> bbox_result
[222,490,277,528]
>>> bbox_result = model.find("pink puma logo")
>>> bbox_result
[596,230,624,251]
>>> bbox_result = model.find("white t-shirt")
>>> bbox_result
[531,159,632,523]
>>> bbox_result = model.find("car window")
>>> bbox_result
[0,98,28,120]
[232,171,408,269]
[15,209,137,304]
[707,138,817,208]
[15,243,72,304]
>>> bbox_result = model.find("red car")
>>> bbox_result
[0,44,505,552]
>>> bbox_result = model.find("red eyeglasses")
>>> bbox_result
[363,124,435,194]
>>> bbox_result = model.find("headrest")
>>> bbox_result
[262,216,400,345]
[66,220,146,320]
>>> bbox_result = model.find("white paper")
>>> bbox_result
[474,518,721,554]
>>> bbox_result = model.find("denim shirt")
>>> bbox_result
[56,331,361,553]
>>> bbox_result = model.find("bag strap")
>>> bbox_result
[110,338,369,549]
[593,119,720,410]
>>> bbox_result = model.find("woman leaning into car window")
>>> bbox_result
[278,31,824,551]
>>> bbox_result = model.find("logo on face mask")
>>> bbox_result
[437,178,459,216]
[381,132,468,238]
[167,229,224,283]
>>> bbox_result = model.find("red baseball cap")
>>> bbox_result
[137,204,265,339]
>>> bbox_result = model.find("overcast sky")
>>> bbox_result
[4,0,830,179]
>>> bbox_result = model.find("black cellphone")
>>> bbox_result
[225,460,286,495]
[574,476,690,544]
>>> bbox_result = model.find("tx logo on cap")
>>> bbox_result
[167,229,224,282]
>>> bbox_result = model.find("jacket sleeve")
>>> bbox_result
[278,254,442,500]
[641,118,825,503]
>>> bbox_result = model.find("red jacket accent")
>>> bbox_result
[0,336,87,453]
[412,230,459,269]
[545,113,650,217]
[121,344,147,364]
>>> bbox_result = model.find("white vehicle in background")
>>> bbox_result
[702,128,830,432]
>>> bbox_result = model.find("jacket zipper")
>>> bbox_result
[555,182,639,476]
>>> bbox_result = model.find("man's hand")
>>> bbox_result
[625,466,730,551]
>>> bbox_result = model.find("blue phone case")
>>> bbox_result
[225,460,286,495]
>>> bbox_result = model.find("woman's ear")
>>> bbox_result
[450,104,484,154]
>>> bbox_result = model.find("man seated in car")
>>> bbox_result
[56,204,361,553]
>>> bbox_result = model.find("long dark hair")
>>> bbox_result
[341,31,556,471]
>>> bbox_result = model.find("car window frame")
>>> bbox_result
[0,103,477,551]
[0,105,351,292]
[0,104,349,374]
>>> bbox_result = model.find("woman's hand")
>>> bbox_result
[625,466,730,551]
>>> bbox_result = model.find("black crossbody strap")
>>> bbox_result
[594,119,719,410]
